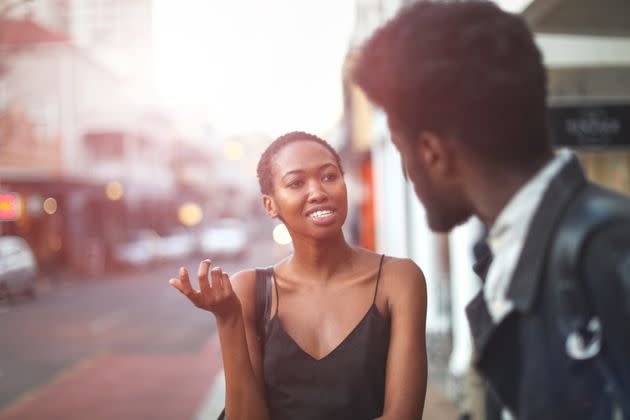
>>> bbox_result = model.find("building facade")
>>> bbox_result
[0,2,203,276]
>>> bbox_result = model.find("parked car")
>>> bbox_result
[0,235,37,300]
[199,219,248,259]
[111,229,161,269]
[156,228,197,262]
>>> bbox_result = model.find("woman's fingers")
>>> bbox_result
[178,267,195,296]
[210,267,223,291]
[221,272,232,293]
[197,259,212,295]
[170,260,237,313]
[169,267,199,303]
[168,277,182,292]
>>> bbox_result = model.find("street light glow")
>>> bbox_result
[106,181,124,201]
[43,197,57,215]
[178,202,203,226]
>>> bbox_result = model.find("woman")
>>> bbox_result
[169,132,427,419]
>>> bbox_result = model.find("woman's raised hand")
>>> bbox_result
[169,259,240,318]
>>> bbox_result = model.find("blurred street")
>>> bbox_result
[0,232,458,420]
[0,234,267,419]
[3,0,624,418]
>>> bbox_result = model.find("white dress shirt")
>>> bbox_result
[484,149,573,324]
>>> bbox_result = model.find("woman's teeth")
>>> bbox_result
[310,210,333,218]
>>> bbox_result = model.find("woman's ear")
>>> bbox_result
[262,195,278,218]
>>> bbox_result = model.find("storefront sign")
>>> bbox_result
[548,104,630,148]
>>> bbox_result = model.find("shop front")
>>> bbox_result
[0,176,122,279]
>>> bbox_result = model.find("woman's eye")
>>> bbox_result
[323,173,338,182]
[287,180,303,189]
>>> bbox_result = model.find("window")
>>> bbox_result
[83,131,125,160]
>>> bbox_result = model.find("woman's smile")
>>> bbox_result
[305,206,337,226]
[175,131,428,420]
[268,140,348,237]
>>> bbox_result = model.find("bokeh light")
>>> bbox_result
[272,223,292,245]
[43,197,57,215]
[105,181,124,201]
[178,202,203,226]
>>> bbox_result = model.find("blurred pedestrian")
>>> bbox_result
[352,1,630,419]
[169,132,428,419]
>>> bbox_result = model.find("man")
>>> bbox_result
[351,1,630,419]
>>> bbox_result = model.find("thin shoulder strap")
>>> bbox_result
[271,267,280,317]
[373,254,385,305]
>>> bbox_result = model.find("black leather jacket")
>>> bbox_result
[466,156,630,420]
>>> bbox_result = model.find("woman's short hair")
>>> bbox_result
[257,131,344,195]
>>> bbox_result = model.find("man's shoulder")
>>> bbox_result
[582,181,630,205]
[557,181,630,236]
[556,181,630,297]
[544,181,630,297]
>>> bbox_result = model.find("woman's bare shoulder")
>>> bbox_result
[377,255,426,299]
[229,268,259,315]
[351,248,424,290]
[354,248,423,279]
[384,256,424,278]
[230,268,257,284]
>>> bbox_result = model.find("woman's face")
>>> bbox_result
[266,141,347,239]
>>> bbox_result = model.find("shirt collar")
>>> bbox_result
[488,149,573,254]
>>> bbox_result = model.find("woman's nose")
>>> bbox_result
[307,181,327,202]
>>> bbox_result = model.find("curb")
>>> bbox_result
[193,368,225,420]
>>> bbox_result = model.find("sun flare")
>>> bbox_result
[153,0,355,137]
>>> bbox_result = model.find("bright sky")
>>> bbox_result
[153,0,355,138]
[492,0,532,13]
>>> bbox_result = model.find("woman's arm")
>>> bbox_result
[169,260,269,420]
[378,258,428,420]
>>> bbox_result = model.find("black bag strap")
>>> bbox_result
[254,267,273,350]
[218,267,273,420]
[550,186,630,415]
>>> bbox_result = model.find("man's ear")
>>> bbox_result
[262,195,278,218]
[416,130,453,176]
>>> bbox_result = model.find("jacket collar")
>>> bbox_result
[466,155,587,358]
[506,155,586,312]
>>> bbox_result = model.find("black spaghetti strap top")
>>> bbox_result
[261,255,390,420]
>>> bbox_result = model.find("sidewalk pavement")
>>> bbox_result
[0,335,222,420]
[424,380,460,419]
[1,332,459,420]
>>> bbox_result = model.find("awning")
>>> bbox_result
[0,175,106,198]
[522,0,630,37]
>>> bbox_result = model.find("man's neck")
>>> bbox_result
[472,152,555,227]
